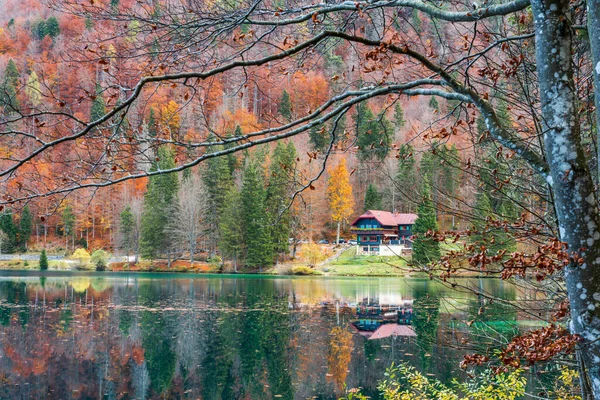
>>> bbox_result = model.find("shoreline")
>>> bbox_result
[0,267,500,279]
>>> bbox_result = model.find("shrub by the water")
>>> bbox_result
[39,249,48,270]
[91,249,109,271]
[291,265,318,275]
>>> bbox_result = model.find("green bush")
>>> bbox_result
[208,255,222,268]
[91,249,110,271]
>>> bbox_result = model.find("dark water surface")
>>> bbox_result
[0,272,543,399]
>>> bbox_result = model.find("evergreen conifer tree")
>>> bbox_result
[355,102,393,162]
[203,142,234,254]
[120,206,135,257]
[241,156,272,269]
[39,249,48,270]
[61,205,75,251]
[412,181,440,265]
[278,90,292,121]
[309,124,329,152]
[147,107,158,137]
[363,183,382,211]
[266,141,296,260]
[45,17,60,38]
[0,212,18,254]
[90,83,105,121]
[470,191,516,254]
[219,186,244,271]
[396,144,417,212]
[393,103,406,130]
[18,206,32,252]
[140,146,179,259]
[428,96,439,110]
[1,59,19,112]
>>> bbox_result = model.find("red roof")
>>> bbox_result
[368,324,416,340]
[352,210,418,227]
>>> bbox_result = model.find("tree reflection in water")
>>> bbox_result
[0,275,539,399]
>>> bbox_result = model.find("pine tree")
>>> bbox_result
[120,206,135,257]
[45,17,60,38]
[326,159,355,244]
[219,187,244,271]
[227,126,243,172]
[363,183,382,211]
[39,249,48,270]
[393,102,406,130]
[147,107,158,137]
[355,102,393,162]
[419,143,460,212]
[412,181,440,265]
[0,212,18,254]
[396,144,417,212]
[18,206,32,252]
[309,124,329,152]
[35,19,48,40]
[90,83,105,121]
[203,142,234,254]
[61,205,75,251]
[266,141,296,260]
[428,96,439,110]
[470,191,516,254]
[278,90,292,121]
[1,59,19,112]
[140,146,179,259]
[241,156,272,269]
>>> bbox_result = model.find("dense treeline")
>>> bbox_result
[117,140,298,269]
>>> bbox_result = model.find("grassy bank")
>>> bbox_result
[319,247,411,276]
[0,259,71,270]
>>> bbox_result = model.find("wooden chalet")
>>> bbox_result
[350,210,417,255]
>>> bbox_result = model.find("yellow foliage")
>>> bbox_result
[327,326,353,391]
[71,248,91,268]
[341,363,526,400]
[326,158,354,223]
[70,278,91,293]
[160,100,182,137]
[552,367,582,400]
[298,242,328,267]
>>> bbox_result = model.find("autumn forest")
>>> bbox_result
[0,0,599,398]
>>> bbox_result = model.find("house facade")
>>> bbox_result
[350,210,418,255]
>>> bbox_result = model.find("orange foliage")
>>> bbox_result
[218,108,261,135]
[326,326,353,391]
[290,72,329,114]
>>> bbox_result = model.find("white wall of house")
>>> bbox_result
[356,244,410,256]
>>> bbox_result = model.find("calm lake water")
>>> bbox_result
[0,272,549,399]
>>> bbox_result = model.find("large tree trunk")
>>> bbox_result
[588,0,600,183]
[532,0,600,395]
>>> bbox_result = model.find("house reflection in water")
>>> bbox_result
[350,298,416,340]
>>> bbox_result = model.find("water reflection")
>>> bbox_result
[0,274,540,399]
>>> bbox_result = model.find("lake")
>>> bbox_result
[0,272,549,399]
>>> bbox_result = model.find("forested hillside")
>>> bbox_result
[2,0,600,396]
[0,0,538,258]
